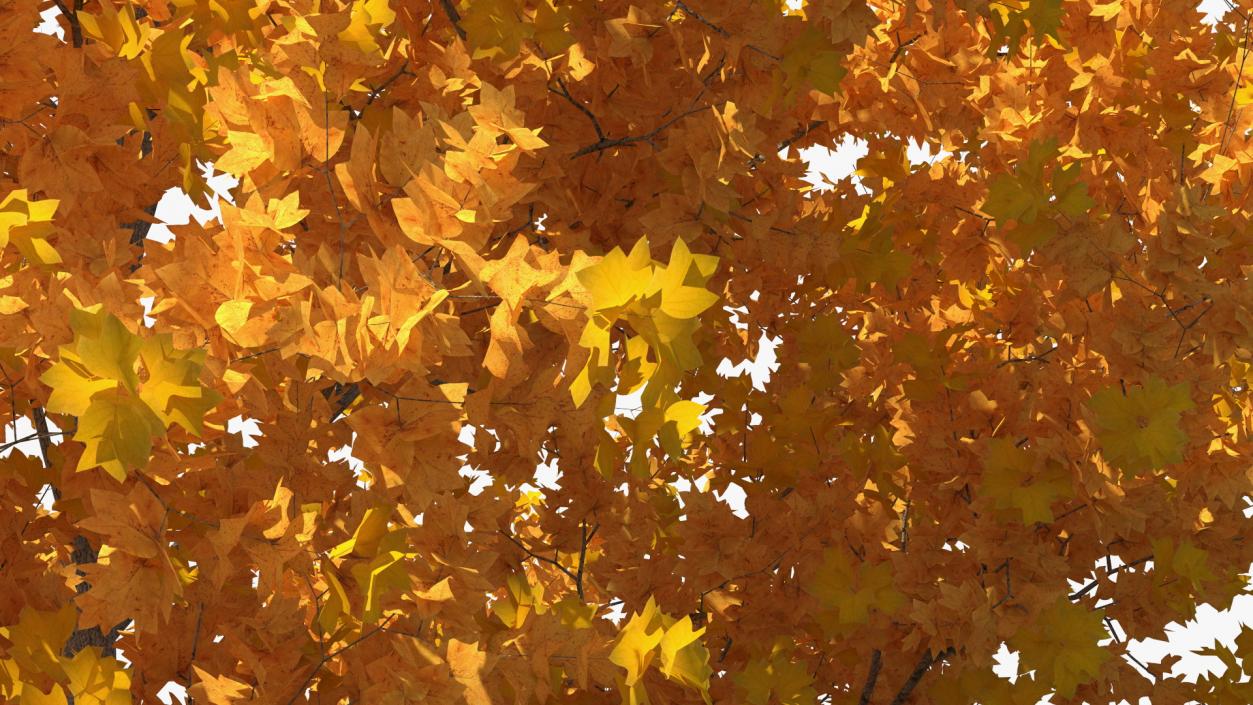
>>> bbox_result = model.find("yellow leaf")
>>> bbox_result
[577,242,655,313]
[1088,376,1193,477]
[980,439,1071,523]
[0,189,61,266]
[63,648,132,705]
[76,0,147,59]
[0,605,77,684]
[215,300,252,334]
[137,335,221,436]
[329,506,393,558]
[317,570,351,634]
[609,598,665,687]
[658,617,712,698]
[74,390,164,481]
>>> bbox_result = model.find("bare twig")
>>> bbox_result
[888,648,954,705]
[499,522,598,599]
[858,650,882,705]
[323,92,348,285]
[1069,555,1153,601]
[672,1,780,60]
[572,104,712,159]
[549,79,606,142]
[438,0,467,39]
[284,616,395,705]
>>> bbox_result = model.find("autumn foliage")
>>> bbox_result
[4,0,1253,703]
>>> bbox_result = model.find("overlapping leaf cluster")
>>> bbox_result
[2,0,1253,703]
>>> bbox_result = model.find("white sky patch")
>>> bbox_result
[1199,0,1231,23]
[715,481,749,519]
[907,138,952,166]
[226,415,262,449]
[156,681,188,705]
[716,332,780,391]
[139,296,157,327]
[1128,596,1253,682]
[35,7,64,39]
[457,424,494,496]
[3,414,61,461]
[799,135,868,193]
[148,166,238,244]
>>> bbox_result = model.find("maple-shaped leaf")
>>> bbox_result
[77,486,167,559]
[73,390,165,482]
[577,238,656,318]
[733,640,817,705]
[188,666,252,704]
[352,549,413,623]
[0,189,62,267]
[338,0,396,55]
[63,648,132,705]
[137,336,222,436]
[572,236,719,445]
[1151,537,1215,591]
[983,138,1093,251]
[492,572,548,629]
[610,597,713,704]
[988,0,1065,53]
[0,605,77,687]
[780,26,847,96]
[42,307,220,479]
[461,0,531,60]
[1011,598,1110,697]
[980,439,1072,523]
[804,549,905,631]
[658,616,712,700]
[328,505,394,559]
[76,0,148,59]
[609,598,666,689]
[836,196,912,291]
[1088,377,1194,477]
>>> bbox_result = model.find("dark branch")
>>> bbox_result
[858,650,882,705]
[439,0,467,40]
[549,79,606,142]
[572,104,711,159]
[888,648,954,705]
[1069,555,1153,601]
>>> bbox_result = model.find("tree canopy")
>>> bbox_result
[3,0,1253,703]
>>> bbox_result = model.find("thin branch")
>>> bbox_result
[1214,13,1253,178]
[888,648,954,705]
[672,1,780,60]
[31,406,55,468]
[323,92,348,286]
[887,33,922,65]
[997,344,1059,367]
[778,120,824,153]
[498,530,577,580]
[363,65,410,110]
[1069,555,1153,601]
[0,430,65,455]
[438,0,467,39]
[283,616,395,705]
[52,0,84,47]
[572,104,712,159]
[549,79,606,142]
[575,520,598,600]
[857,650,882,705]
